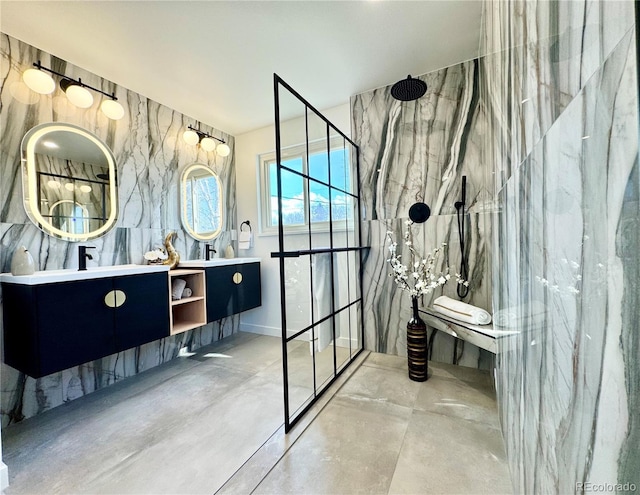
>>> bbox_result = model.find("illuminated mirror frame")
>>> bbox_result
[180,163,224,241]
[21,122,118,241]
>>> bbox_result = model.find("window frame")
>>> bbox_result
[258,136,352,235]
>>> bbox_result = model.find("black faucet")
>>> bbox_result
[205,244,216,261]
[78,245,95,271]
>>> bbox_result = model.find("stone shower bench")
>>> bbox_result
[419,307,519,354]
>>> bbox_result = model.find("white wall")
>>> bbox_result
[234,103,351,336]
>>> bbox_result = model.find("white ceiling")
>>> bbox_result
[0,1,482,136]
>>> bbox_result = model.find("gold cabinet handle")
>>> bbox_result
[232,272,243,284]
[104,289,127,308]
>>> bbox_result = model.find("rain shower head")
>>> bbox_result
[391,75,427,101]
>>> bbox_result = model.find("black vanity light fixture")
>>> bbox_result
[183,125,231,157]
[22,60,125,120]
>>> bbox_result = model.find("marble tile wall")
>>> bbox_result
[352,60,494,369]
[0,34,237,427]
[481,0,639,491]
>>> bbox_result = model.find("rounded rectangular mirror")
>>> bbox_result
[180,163,223,240]
[21,122,118,241]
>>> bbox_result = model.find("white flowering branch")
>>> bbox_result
[385,220,468,298]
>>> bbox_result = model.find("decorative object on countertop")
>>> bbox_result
[433,295,492,325]
[162,232,180,269]
[386,220,467,381]
[225,244,235,259]
[171,278,187,300]
[10,246,36,276]
[144,248,168,264]
[239,220,253,250]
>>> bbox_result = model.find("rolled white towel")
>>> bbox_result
[433,295,492,325]
[182,287,193,298]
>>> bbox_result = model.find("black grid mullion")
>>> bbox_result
[285,299,362,343]
[278,163,359,199]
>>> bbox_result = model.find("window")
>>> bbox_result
[259,138,353,234]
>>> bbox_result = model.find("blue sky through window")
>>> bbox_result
[269,148,351,226]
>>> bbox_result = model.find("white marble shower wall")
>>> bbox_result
[481,0,639,491]
[351,60,494,369]
[0,34,237,427]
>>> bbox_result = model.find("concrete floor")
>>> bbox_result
[2,333,512,494]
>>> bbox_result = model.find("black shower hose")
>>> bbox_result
[456,207,470,299]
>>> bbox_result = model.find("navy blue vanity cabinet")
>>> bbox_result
[205,265,237,322]
[2,272,170,378]
[235,262,261,313]
[3,278,116,378]
[205,262,261,322]
[113,272,170,351]
[2,284,40,376]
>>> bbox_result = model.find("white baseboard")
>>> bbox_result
[240,322,282,337]
[0,461,8,493]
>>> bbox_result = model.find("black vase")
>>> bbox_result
[406,296,428,382]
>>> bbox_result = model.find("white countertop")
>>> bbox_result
[178,257,261,268]
[0,264,170,285]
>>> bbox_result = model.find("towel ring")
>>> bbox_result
[240,220,252,232]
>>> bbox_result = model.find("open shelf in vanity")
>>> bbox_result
[169,269,206,335]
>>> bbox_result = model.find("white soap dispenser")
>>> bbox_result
[224,243,235,259]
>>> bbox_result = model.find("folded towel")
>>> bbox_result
[238,231,252,250]
[182,287,192,298]
[433,295,492,325]
[171,278,187,300]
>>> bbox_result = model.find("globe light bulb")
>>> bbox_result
[23,68,55,94]
[100,99,125,120]
[65,84,93,108]
[216,143,231,157]
[200,137,216,152]
[183,129,199,145]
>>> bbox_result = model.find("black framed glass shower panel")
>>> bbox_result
[272,74,366,432]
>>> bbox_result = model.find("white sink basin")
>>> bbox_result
[178,257,261,268]
[0,264,170,285]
